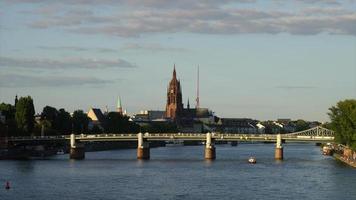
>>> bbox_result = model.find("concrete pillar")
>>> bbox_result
[137,133,150,160]
[275,134,283,160]
[70,134,85,160]
[205,132,216,160]
[70,134,76,148]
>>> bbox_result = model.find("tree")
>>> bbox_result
[295,119,309,131]
[15,96,35,135]
[328,99,356,150]
[38,106,59,136]
[41,106,59,129]
[140,122,177,133]
[72,110,89,134]
[0,103,17,136]
[55,109,72,134]
[105,112,139,133]
[40,106,72,135]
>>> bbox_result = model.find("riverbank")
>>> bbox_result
[334,153,356,168]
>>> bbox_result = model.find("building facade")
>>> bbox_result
[165,66,183,120]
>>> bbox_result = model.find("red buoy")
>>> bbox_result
[5,181,10,190]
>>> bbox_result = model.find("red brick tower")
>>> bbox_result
[166,65,183,120]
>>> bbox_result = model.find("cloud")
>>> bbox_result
[294,0,341,5]
[0,56,136,69]
[0,74,113,87]
[6,0,257,9]
[121,43,186,52]
[276,86,317,90]
[23,4,356,37]
[37,46,117,53]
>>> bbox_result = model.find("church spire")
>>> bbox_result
[196,65,200,109]
[166,64,183,120]
[117,95,123,114]
[15,95,18,107]
[187,98,190,109]
[173,64,176,79]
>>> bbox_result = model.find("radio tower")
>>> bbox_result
[196,65,200,109]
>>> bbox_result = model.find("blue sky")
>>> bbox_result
[0,0,355,122]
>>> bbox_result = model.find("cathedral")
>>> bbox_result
[165,66,211,125]
[165,66,183,120]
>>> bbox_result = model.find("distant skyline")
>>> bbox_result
[0,0,355,122]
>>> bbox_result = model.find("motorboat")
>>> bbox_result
[248,157,256,164]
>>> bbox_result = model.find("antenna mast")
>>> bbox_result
[196,65,200,109]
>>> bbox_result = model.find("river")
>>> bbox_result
[0,143,355,200]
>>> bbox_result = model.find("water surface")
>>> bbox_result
[0,143,355,200]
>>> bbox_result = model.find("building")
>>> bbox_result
[166,65,183,120]
[87,108,105,130]
[132,110,166,122]
[117,96,124,114]
[215,118,259,133]
[165,66,214,132]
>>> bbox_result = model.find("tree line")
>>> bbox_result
[0,96,142,136]
[0,96,177,137]
[328,99,356,151]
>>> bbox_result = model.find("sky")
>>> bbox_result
[0,0,355,122]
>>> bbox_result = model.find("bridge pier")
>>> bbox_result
[275,134,283,160]
[205,132,216,160]
[137,133,150,160]
[69,134,85,160]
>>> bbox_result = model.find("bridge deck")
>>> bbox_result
[6,133,334,143]
[4,126,335,143]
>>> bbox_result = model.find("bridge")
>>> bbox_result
[5,126,335,160]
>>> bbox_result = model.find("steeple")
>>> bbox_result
[173,64,176,79]
[166,64,183,120]
[15,95,18,107]
[117,96,123,114]
[196,65,200,109]
[104,105,109,114]
[187,98,190,109]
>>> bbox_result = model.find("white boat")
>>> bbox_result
[248,157,256,164]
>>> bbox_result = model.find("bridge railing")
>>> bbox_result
[6,126,335,142]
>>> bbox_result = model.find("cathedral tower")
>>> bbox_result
[166,65,183,120]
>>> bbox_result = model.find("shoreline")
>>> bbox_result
[333,153,356,168]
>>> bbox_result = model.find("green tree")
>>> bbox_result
[328,99,356,150]
[72,110,89,134]
[40,106,72,135]
[56,108,72,134]
[15,96,35,135]
[105,112,139,133]
[295,119,309,131]
[41,106,58,130]
[0,103,17,136]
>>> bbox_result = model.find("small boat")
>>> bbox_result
[248,157,256,164]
